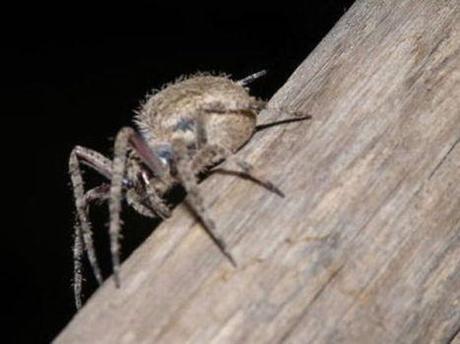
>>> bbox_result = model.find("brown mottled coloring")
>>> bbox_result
[68,71,311,309]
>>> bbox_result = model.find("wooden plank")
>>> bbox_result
[55,0,460,342]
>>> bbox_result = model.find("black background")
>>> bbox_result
[5,2,355,342]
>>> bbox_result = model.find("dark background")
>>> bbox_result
[4,2,354,342]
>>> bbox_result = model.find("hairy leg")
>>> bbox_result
[196,102,310,194]
[200,95,311,129]
[69,146,112,288]
[109,128,132,287]
[73,184,110,309]
[138,166,171,219]
[126,189,157,218]
[73,178,167,308]
[172,139,236,266]
[236,70,267,86]
[109,127,168,287]
[256,105,312,130]
[73,220,84,309]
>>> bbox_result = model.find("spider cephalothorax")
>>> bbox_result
[69,71,310,308]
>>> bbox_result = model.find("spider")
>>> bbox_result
[69,70,311,309]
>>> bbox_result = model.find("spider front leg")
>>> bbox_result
[109,127,168,287]
[172,139,237,267]
[73,220,84,309]
[73,184,110,309]
[69,146,112,287]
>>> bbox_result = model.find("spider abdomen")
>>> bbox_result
[135,74,259,153]
[203,111,256,152]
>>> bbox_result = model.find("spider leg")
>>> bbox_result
[126,182,171,219]
[109,127,167,287]
[69,146,112,287]
[73,184,110,309]
[144,186,171,219]
[172,139,236,267]
[202,100,312,130]
[126,189,157,218]
[192,144,284,197]
[73,220,84,309]
[236,70,267,86]
[255,114,312,132]
[199,104,309,192]
[200,97,312,130]
[225,155,285,197]
[256,105,312,130]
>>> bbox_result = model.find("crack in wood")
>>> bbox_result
[428,137,460,180]
[278,264,345,343]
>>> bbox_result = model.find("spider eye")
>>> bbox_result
[156,145,172,166]
[122,178,134,188]
[173,118,195,132]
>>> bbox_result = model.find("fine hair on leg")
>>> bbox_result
[69,146,112,288]
[172,138,236,266]
[236,70,267,86]
[72,184,110,309]
[73,220,84,309]
[109,128,134,287]
[109,127,168,287]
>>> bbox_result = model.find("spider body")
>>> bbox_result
[69,71,310,309]
[136,75,258,153]
[127,75,261,201]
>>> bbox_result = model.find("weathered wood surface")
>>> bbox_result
[55,0,460,343]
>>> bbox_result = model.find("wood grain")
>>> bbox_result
[55,0,460,342]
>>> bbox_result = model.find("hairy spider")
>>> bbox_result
[69,70,310,308]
